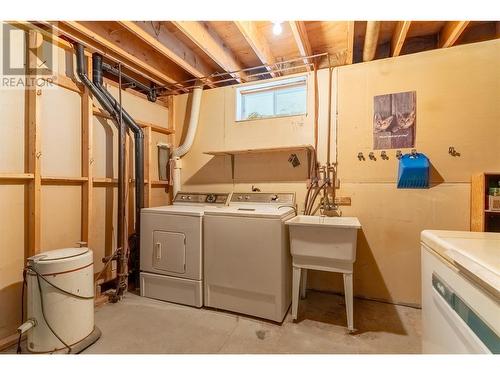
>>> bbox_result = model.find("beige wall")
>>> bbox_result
[175,39,500,306]
[0,25,171,341]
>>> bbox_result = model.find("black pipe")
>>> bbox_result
[102,62,157,102]
[92,53,144,286]
[74,43,127,298]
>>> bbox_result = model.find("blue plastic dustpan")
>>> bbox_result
[397,152,430,189]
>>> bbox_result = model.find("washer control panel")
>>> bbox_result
[230,192,295,205]
[174,192,230,205]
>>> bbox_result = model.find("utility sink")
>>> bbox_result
[285,215,362,330]
[286,215,361,265]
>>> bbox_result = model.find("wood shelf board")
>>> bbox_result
[204,144,315,156]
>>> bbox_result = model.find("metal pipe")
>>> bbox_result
[157,52,330,93]
[102,62,157,102]
[92,53,144,288]
[74,44,126,278]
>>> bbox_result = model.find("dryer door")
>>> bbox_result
[152,231,186,274]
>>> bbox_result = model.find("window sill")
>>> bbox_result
[235,112,307,123]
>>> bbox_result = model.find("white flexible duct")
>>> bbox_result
[171,86,203,197]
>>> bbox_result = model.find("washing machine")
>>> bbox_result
[421,230,500,354]
[140,192,230,307]
[203,192,296,322]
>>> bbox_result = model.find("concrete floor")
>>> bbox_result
[5,290,422,354]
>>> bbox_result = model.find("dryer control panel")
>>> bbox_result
[230,192,295,205]
[174,192,230,206]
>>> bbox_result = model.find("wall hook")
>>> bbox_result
[396,150,402,159]
[448,146,461,157]
[380,151,389,160]
[368,152,376,161]
[357,152,365,161]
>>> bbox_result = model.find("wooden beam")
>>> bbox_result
[81,55,93,243]
[391,21,412,57]
[0,173,34,181]
[363,21,381,62]
[170,21,247,82]
[234,21,277,77]
[26,30,42,256]
[289,21,312,71]
[41,176,89,184]
[439,21,470,48]
[55,21,189,87]
[92,108,175,135]
[144,126,152,208]
[118,21,216,87]
[346,21,355,64]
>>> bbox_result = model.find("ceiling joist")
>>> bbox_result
[289,21,313,71]
[58,21,189,88]
[234,21,278,77]
[118,21,216,88]
[439,21,470,48]
[346,21,355,64]
[170,21,247,82]
[391,21,412,57]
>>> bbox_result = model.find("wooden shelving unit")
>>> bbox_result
[204,144,314,157]
[471,172,500,232]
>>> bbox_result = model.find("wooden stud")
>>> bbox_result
[144,126,152,208]
[289,21,313,71]
[0,173,34,181]
[363,21,381,62]
[26,30,42,256]
[391,21,412,57]
[439,21,470,48]
[234,21,278,77]
[171,21,247,82]
[41,176,88,184]
[126,134,134,237]
[346,21,355,64]
[81,56,93,243]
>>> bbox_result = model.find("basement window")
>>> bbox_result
[236,76,307,121]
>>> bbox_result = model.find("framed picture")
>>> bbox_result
[373,91,416,149]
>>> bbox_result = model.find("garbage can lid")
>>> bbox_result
[35,247,89,261]
[28,247,93,275]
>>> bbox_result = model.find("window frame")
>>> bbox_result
[235,75,308,122]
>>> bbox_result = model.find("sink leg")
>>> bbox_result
[343,272,354,332]
[300,269,307,299]
[292,266,301,321]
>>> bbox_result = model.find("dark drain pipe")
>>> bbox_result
[92,53,144,285]
[102,62,157,102]
[74,43,127,298]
